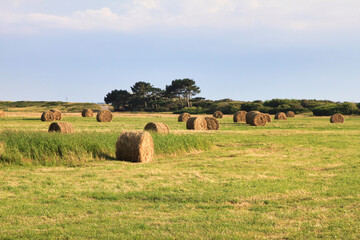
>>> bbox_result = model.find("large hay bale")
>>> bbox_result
[48,122,74,134]
[186,117,207,130]
[248,112,266,126]
[116,131,154,163]
[0,110,5,117]
[275,112,287,120]
[286,111,295,117]
[246,111,261,124]
[144,122,170,134]
[233,111,247,123]
[97,110,113,122]
[41,111,55,122]
[330,113,344,123]
[264,113,272,123]
[205,117,220,130]
[82,109,94,117]
[178,113,191,122]
[50,109,62,120]
[213,111,223,118]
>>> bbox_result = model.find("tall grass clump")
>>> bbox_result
[151,133,213,157]
[0,131,117,166]
[0,131,214,165]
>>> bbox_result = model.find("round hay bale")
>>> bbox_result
[97,110,113,122]
[248,112,266,126]
[330,113,344,123]
[186,117,207,130]
[48,122,74,134]
[41,111,55,122]
[115,131,154,163]
[286,111,295,117]
[264,113,272,123]
[213,111,223,118]
[50,109,62,120]
[178,113,191,122]
[246,111,261,124]
[275,112,287,120]
[0,110,5,117]
[82,109,94,117]
[144,122,170,134]
[233,111,247,123]
[205,117,220,130]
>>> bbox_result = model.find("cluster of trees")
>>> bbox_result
[104,80,360,115]
[104,79,200,111]
[186,98,360,116]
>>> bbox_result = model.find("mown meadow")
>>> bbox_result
[0,112,359,239]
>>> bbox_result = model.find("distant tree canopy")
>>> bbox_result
[104,82,360,115]
[165,79,201,108]
[104,89,131,110]
[104,79,201,111]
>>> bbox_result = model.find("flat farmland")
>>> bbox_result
[0,113,359,239]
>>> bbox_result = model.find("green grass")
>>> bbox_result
[0,131,213,166]
[0,114,359,239]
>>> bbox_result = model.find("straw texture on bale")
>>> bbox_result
[178,113,191,122]
[205,117,220,130]
[82,109,94,117]
[233,111,247,123]
[41,111,55,122]
[213,111,223,118]
[330,113,345,123]
[275,112,287,120]
[48,122,74,134]
[246,111,260,124]
[0,110,5,117]
[115,131,154,163]
[50,109,62,120]
[264,113,272,123]
[186,117,207,130]
[248,112,266,126]
[144,122,170,134]
[286,111,295,117]
[97,110,113,122]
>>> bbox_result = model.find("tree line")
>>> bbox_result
[104,80,360,116]
[104,79,200,111]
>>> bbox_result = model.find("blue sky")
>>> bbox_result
[1,0,360,103]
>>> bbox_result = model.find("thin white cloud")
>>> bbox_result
[0,0,360,34]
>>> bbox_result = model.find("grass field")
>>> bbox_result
[0,113,359,239]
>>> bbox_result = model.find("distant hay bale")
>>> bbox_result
[213,111,223,118]
[96,110,113,122]
[48,122,74,134]
[115,131,154,163]
[286,111,295,117]
[144,122,170,134]
[275,112,287,120]
[186,117,207,130]
[264,113,272,123]
[246,111,261,124]
[0,110,5,117]
[41,111,55,122]
[330,113,344,123]
[82,109,94,117]
[50,109,62,120]
[178,113,191,122]
[233,111,247,123]
[205,117,220,130]
[248,112,266,126]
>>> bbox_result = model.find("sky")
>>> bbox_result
[0,0,360,103]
